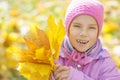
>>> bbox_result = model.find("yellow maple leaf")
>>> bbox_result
[7,15,65,80]
[46,15,65,59]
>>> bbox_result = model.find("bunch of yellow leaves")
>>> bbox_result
[7,15,65,80]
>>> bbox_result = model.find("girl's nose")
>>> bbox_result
[79,29,87,36]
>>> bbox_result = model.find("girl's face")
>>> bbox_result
[69,15,98,52]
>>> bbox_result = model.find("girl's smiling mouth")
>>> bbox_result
[76,39,89,44]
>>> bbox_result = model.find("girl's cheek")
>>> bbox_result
[70,29,81,35]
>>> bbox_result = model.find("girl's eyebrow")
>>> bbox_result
[73,23,82,25]
[89,24,97,26]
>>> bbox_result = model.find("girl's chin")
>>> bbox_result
[76,49,87,53]
[75,46,89,52]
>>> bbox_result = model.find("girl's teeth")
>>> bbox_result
[76,40,89,44]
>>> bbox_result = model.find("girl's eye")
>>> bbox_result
[73,25,81,27]
[89,27,96,29]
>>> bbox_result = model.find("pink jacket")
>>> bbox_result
[50,39,120,80]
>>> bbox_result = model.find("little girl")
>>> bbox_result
[51,0,120,80]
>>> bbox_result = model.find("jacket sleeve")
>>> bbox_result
[68,58,120,80]
[68,67,94,80]
[50,67,95,80]
[98,58,120,80]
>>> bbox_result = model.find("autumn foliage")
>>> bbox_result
[6,16,65,80]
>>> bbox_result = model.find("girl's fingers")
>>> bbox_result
[59,71,69,80]
[56,70,69,80]
[55,66,70,73]
[55,63,62,69]
[54,62,70,80]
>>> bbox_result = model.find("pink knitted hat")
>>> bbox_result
[65,0,104,36]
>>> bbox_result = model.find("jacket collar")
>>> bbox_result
[60,37,110,65]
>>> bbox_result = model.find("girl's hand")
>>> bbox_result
[53,62,70,80]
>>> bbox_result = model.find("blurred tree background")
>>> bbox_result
[0,0,120,80]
